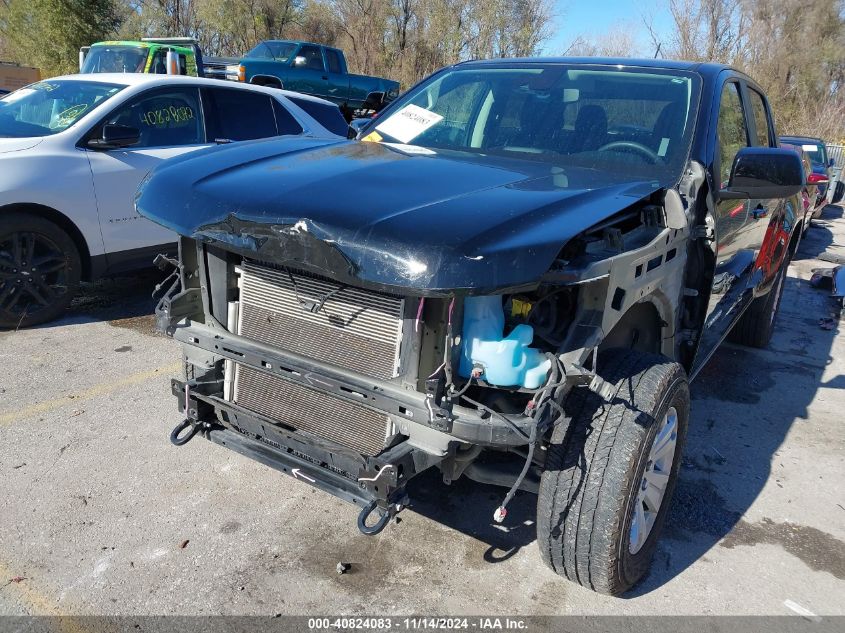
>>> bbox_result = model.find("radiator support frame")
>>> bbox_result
[172,376,443,512]
[170,320,538,446]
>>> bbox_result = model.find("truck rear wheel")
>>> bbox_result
[536,349,689,595]
[0,213,81,329]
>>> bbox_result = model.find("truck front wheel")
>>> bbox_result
[536,349,689,595]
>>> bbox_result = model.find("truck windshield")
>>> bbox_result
[81,45,149,73]
[0,80,124,138]
[246,41,298,62]
[370,63,701,177]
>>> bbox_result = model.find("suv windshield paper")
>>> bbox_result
[375,104,442,144]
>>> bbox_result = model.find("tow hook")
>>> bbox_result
[170,419,200,446]
[356,494,409,536]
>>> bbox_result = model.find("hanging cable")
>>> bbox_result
[492,353,568,523]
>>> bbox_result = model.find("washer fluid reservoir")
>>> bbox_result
[458,295,552,389]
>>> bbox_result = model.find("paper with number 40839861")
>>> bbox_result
[375,104,443,144]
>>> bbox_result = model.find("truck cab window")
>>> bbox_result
[297,45,324,71]
[325,50,342,74]
[717,82,749,186]
[150,51,166,75]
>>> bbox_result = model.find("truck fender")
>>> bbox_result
[250,75,283,90]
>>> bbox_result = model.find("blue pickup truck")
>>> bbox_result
[220,40,400,119]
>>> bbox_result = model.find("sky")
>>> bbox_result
[543,0,674,56]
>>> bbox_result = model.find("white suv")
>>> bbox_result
[0,73,345,328]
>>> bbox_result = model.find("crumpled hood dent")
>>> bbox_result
[136,138,670,294]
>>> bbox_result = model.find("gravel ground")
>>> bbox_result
[0,206,843,620]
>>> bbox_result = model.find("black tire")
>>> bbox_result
[832,180,844,205]
[536,349,690,595]
[728,257,787,348]
[0,213,81,329]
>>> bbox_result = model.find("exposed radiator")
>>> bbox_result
[234,366,391,456]
[231,260,406,455]
[237,260,405,380]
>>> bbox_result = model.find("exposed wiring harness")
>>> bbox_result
[447,353,570,524]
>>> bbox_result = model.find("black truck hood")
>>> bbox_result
[136,137,670,294]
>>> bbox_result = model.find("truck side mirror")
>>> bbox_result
[720,147,803,200]
[166,50,180,75]
[293,56,307,67]
[88,124,141,150]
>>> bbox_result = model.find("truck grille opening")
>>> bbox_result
[234,366,391,455]
[231,260,405,455]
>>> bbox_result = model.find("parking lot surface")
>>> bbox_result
[1,207,844,617]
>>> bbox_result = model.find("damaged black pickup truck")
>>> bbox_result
[137,58,806,595]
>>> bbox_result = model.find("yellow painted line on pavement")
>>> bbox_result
[0,560,60,615]
[0,362,180,426]
[0,561,94,632]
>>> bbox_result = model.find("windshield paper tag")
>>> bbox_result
[801,144,819,152]
[375,104,443,144]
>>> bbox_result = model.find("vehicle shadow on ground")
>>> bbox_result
[793,204,843,263]
[23,269,164,334]
[408,205,843,595]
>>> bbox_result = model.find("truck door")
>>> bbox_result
[694,78,766,372]
[84,86,211,266]
[743,84,792,289]
[287,44,329,99]
[323,48,349,108]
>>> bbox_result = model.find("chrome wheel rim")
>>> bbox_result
[629,406,678,554]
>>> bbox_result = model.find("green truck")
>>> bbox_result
[79,38,203,77]
[78,38,399,120]
[224,40,400,118]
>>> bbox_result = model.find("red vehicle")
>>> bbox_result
[780,141,830,221]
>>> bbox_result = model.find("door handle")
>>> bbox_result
[752,205,768,220]
[321,75,328,80]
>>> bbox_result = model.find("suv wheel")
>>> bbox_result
[728,256,787,348]
[536,349,689,595]
[0,213,81,329]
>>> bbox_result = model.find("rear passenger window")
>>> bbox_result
[206,88,277,141]
[287,95,348,136]
[748,89,771,147]
[272,99,304,136]
[325,50,343,74]
[717,82,749,185]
